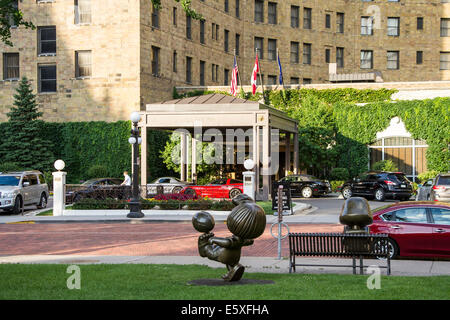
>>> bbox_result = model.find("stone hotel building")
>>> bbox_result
[0,0,449,122]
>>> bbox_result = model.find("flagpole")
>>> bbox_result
[256,48,265,98]
[234,49,243,91]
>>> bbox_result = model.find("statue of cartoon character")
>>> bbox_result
[192,194,266,282]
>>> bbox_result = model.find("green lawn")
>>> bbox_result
[256,201,275,215]
[0,264,448,300]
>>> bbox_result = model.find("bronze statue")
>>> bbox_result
[192,194,266,282]
[339,197,373,234]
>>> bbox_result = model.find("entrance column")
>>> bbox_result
[191,134,197,183]
[180,132,187,181]
[253,125,260,199]
[293,130,299,174]
[140,126,147,191]
[262,124,270,201]
[285,132,291,176]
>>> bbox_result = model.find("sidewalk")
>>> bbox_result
[1,254,449,277]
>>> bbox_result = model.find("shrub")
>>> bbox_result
[330,180,345,192]
[0,162,21,173]
[329,168,349,181]
[86,165,109,179]
[153,193,197,201]
[372,160,398,172]
[417,170,439,183]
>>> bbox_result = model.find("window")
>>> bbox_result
[267,75,277,85]
[325,14,331,29]
[291,6,299,28]
[387,17,400,36]
[290,42,299,63]
[336,47,344,67]
[3,53,19,80]
[200,20,205,44]
[173,7,177,26]
[224,68,229,85]
[303,8,312,29]
[235,0,240,18]
[361,16,373,35]
[360,50,373,69]
[211,64,219,82]
[173,50,177,73]
[441,18,450,37]
[417,17,423,30]
[268,2,277,25]
[151,6,160,28]
[186,14,192,39]
[393,208,428,223]
[290,77,299,85]
[254,0,264,23]
[235,33,240,55]
[303,78,312,84]
[224,29,229,52]
[416,51,423,65]
[268,39,276,61]
[303,43,311,65]
[440,52,450,70]
[38,26,56,55]
[430,208,450,226]
[224,0,229,13]
[74,0,91,24]
[8,1,18,27]
[212,23,216,40]
[325,48,330,64]
[75,50,91,78]
[337,12,344,33]
[254,37,264,59]
[186,56,192,83]
[200,60,205,86]
[387,51,399,70]
[151,46,160,76]
[38,65,57,93]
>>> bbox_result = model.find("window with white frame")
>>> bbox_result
[74,0,91,24]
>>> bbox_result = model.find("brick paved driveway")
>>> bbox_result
[0,222,343,258]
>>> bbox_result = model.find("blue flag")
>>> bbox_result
[277,52,283,85]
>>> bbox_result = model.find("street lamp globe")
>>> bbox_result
[244,159,255,171]
[130,112,141,124]
[128,137,137,144]
[54,159,65,171]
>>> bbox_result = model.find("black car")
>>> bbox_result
[341,171,413,202]
[278,174,331,198]
[66,178,129,203]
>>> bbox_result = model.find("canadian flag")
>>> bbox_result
[251,54,259,95]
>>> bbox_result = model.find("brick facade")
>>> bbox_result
[0,0,449,122]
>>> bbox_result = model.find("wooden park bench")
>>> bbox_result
[288,233,391,275]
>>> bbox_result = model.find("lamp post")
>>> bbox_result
[127,111,144,218]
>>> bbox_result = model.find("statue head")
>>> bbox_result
[227,197,266,240]
[339,197,373,233]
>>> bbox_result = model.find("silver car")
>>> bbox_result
[0,171,49,214]
[146,177,189,196]
[416,174,450,202]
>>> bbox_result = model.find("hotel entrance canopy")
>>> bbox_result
[139,93,299,200]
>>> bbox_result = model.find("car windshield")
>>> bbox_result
[437,176,450,186]
[209,179,227,185]
[0,176,21,186]
[301,175,319,181]
[81,179,98,186]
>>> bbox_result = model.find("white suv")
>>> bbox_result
[0,171,49,214]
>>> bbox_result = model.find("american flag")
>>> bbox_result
[230,56,239,96]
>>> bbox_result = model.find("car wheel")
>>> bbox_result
[184,188,197,197]
[375,238,399,260]
[172,186,183,194]
[374,188,386,202]
[229,188,242,199]
[12,196,23,215]
[37,193,47,209]
[301,187,313,198]
[341,186,352,200]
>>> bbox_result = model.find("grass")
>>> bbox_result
[36,209,53,216]
[0,264,448,300]
[256,201,275,215]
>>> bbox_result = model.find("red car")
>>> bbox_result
[181,178,243,199]
[369,201,450,259]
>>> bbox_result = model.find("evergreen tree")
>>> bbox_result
[0,77,54,171]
